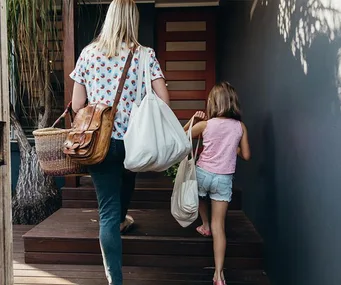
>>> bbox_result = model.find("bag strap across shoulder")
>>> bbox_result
[51,47,135,128]
[109,47,135,120]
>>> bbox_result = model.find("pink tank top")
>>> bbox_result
[197,118,243,174]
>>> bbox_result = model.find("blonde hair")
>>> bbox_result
[207,81,241,121]
[95,0,140,57]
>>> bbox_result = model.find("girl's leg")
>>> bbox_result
[211,200,229,282]
[199,197,210,231]
[196,167,212,236]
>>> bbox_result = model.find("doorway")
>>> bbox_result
[157,8,217,122]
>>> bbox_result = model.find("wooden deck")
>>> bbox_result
[23,209,263,269]
[14,225,270,285]
[16,174,270,284]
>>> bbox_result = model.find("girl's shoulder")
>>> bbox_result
[239,121,247,133]
[196,120,208,132]
[197,120,208,136]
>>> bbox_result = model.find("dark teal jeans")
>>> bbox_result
[88,139,136,285]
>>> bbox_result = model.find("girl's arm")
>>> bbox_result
[238,122,251,160]
[184,111,206,132]
[191,121,207,138]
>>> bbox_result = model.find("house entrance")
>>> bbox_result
[156,8,217,121]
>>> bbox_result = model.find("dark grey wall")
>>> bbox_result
[218,1,341,285]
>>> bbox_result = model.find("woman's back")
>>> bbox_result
[70,43,164,139]
[197,118,243,175]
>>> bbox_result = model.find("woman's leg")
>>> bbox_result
[211,200,229,282]
[88,140,125,285]
[120,169,136,231]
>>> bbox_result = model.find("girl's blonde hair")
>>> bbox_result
[206,81,241,121]
[95,0,140,56]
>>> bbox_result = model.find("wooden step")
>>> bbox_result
[62,187,243,210]
[23,209,262,269]
[64,172,242,210]
[63,187,173,209]
[15,225,270,285]
[79,173,174,188]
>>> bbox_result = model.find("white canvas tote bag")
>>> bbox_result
[171,119,199,228]
[123,47,191,172]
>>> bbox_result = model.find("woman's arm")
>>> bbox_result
[238,122,251,161]
[152,78,170,106]
[71,82,87,113]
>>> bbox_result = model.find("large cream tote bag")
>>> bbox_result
[123,47,191,172]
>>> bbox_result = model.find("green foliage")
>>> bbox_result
[7,0,61,127]
[165,163,179,182]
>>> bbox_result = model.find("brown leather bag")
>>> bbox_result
[63,49,134,165]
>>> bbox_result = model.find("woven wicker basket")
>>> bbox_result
[33,127,87,176]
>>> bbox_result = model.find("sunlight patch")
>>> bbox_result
[277,0,341,75]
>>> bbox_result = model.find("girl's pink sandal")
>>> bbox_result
[213,280,226,285]
[196,225,212,237]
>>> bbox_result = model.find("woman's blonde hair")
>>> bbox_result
[95,0,140,56]
[206,81,241,121]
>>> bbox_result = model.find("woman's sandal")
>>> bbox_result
[120,215,134,234]
[196,225,212,237]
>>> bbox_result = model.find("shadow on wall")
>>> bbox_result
[276,0,341,74]
[246,0,341,285]
[217,0,341,284]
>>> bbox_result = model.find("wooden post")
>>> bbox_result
[63,0,78,187]
[0,1,14,284]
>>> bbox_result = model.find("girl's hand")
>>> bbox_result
[184,111,206,132]
[193,111,206,122]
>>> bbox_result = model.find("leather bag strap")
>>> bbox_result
[110,47,135,120]
[51,101,73,128]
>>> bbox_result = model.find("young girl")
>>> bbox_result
[184,82,251,285]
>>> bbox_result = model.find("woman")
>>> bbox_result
[69,1,169,284]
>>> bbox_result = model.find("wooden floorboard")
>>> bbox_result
[23,209,260,242]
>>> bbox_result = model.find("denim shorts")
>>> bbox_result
[196,166,233,202]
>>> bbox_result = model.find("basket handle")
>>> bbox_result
[51,101,74,128]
